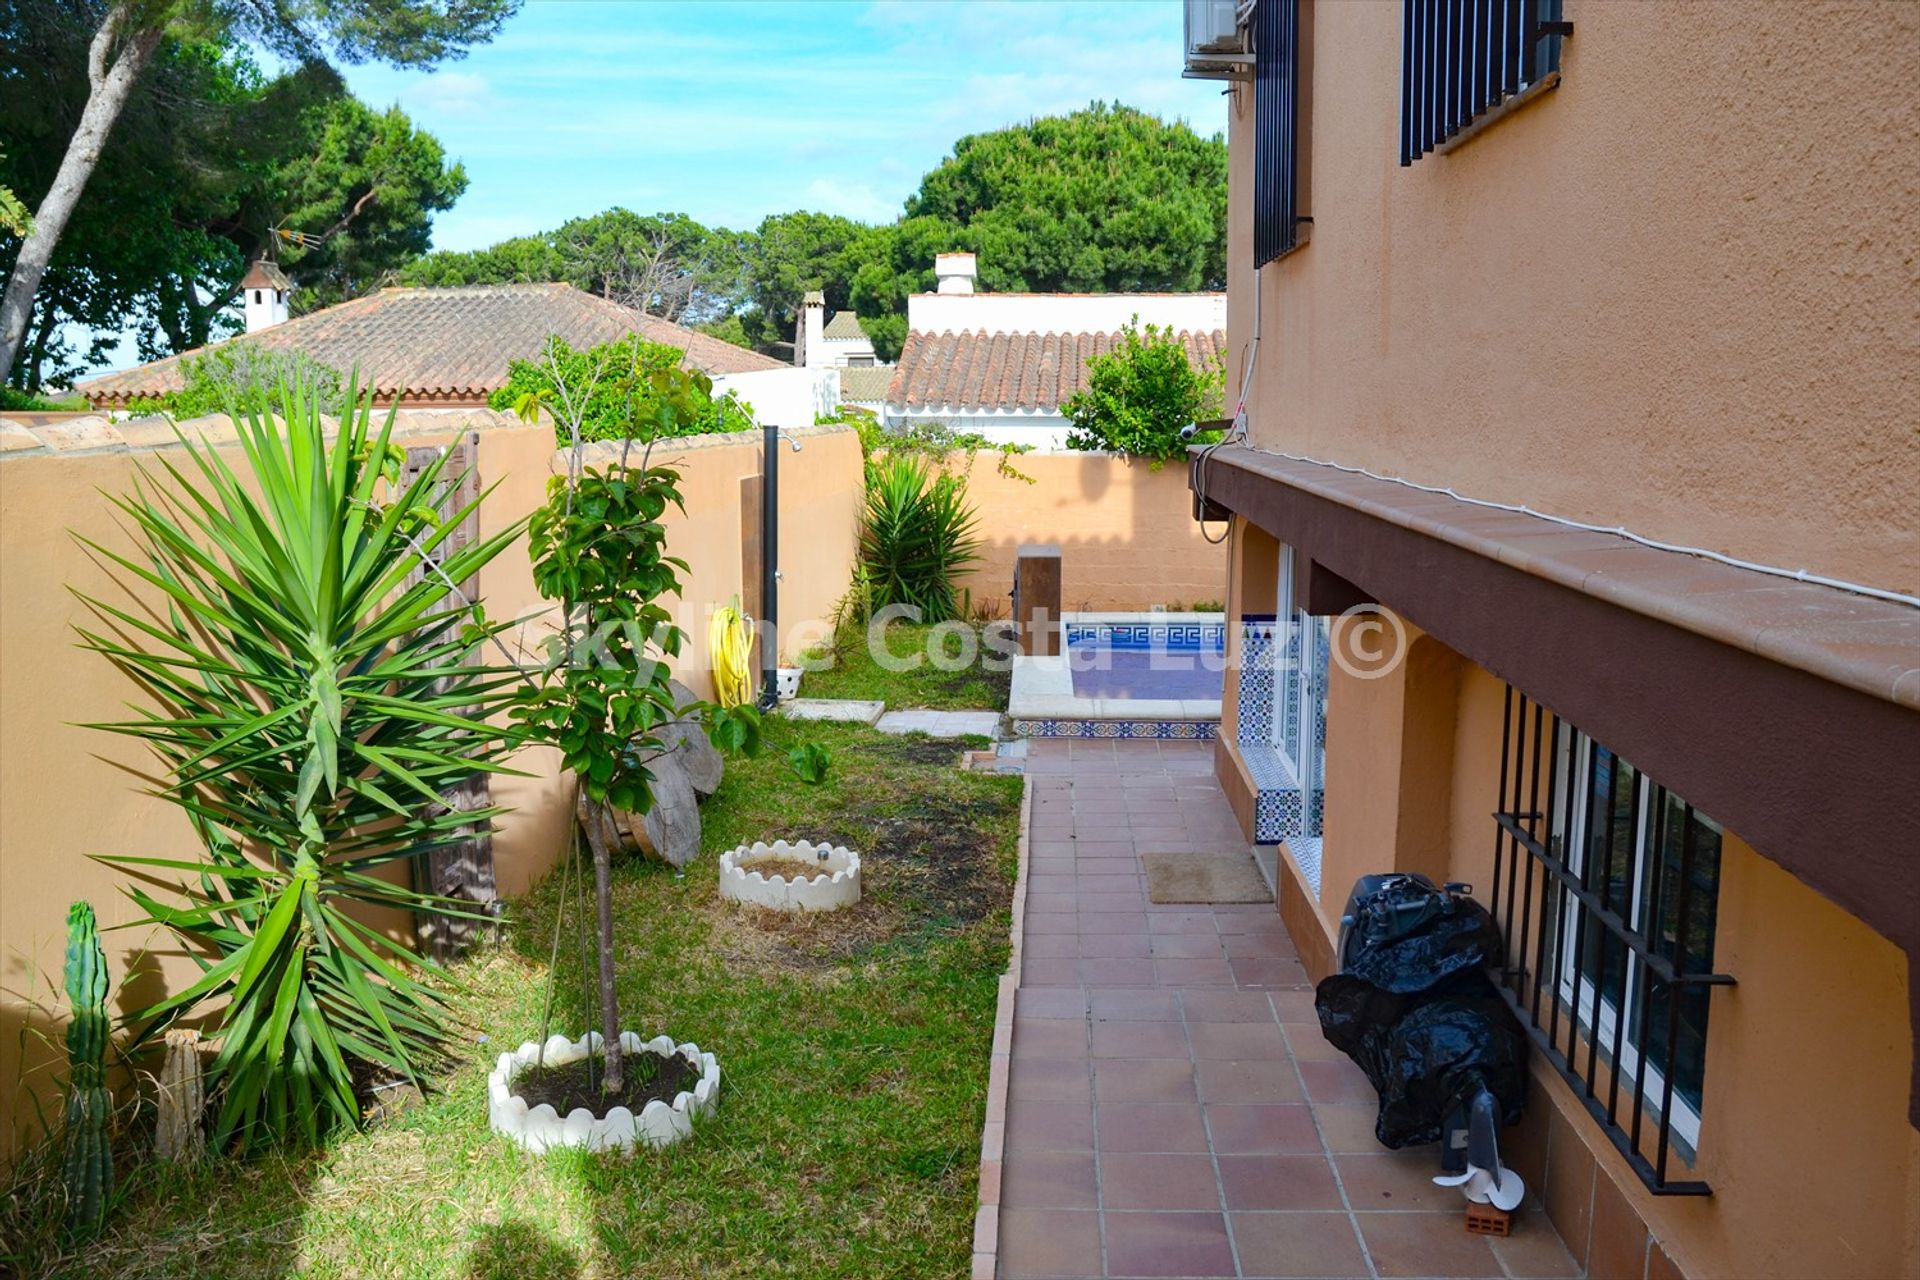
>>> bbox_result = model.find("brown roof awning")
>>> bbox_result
[1191,443,1920,1122]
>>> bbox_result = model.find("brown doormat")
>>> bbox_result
[1143,852,1273,904]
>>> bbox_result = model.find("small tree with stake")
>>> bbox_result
[513,338,759,1094]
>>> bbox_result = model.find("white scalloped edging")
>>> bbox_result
[488,1031,719,1153]
[719,840,861,912]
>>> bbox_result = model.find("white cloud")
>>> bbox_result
[802,178,900,224]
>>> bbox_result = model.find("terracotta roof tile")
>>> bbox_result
[75,283,782,406]
[886,327,1227,412]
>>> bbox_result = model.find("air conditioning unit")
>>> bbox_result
[1183,0,1252,80]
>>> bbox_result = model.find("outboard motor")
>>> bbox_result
[1318,873,1529,1212]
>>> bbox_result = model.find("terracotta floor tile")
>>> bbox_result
[1091,1020,1189,1059]
[1181,990,1281,1024]
[1224,932,1298,959]
[1204,1103,1323,1154]
[1099,1152,1224,1210]
[1078,933,1154,959]
[1027,873,1077,893]
[1000,1151,1100,1210]
[1091,988,1182,1021]
[1006,1097,1094,1152]
[1078,911,1151,935]
[1216,1152,1345,1210]
[1027,890,1081,914]
[1078,959,1158,991]
[1101,1210,1237,1278]
[1336,1149,1460,1212]
[1017,988,1090,1021]
[1194,1058,1304,1105]
[1147,911,1218,934]
[1021,957,1083,987]
[1311,1102,1383,1152]
[1025,912,1079,936]
[1013,1018,1091,1060]
[1355,1210,1505,1277]
[1187,1020,1287,1060]
[1212,910,1286,935]
[1279,1022,1346,1060]
[1024,933,1077,959]
[1268,989,1320,1024]
[1155,957,1237,986]
[1094,1057,1199,1103]
[998,1207,1102,1279]
[1097,1101,1211,1152]
[1009,1058,1091,1103]
[1229,956,1311,988]
[1298,1057,1376,1105]
[1229,1211,1370,1278]
[1079,890,1147,912]
[1148,932,1229,960]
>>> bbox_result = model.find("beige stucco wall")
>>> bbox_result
[955,451,1228,613]
[0,411,859,1156]
[1298,642,1920,1277]
[1227,1,1920,596]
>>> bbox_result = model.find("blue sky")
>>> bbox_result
[340,0,1228,251]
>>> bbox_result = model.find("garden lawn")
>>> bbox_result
[798,620,1012,712]
[36,717,1020,1280]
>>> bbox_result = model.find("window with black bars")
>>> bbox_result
[1489,686,1734,1195]
[1253,0,1306,264]
[1400,0,1568,165]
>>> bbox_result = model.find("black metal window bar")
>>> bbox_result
[1489,685,1735,1195]
[1400,0,1569,165]
[1254,0,1305,264]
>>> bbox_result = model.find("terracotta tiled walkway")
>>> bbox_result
[997,740,1579,1280]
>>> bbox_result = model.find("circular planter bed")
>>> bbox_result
[719,840,861,912]
[488,1031,719,1153]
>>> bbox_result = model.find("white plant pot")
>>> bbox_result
[775,665,803,700]
[719,840,861,912]
[488,1030,719,1153]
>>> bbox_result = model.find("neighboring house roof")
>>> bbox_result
[838,366,896,403]
[240,260,291,291]
[75,283,782,407]
[822,311,868,341]
[885,327,1228,412]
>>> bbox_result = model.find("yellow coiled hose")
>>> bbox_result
[709,598,754,708]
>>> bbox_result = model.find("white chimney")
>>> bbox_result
[796,290,826,367]
[240,260,291,333]
[935,252,977,295]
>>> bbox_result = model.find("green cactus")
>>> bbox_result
[61,901,112,1237]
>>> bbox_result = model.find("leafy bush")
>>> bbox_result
[858,453,981,623]
[843,414,1034,484]
[0,387,86,411]
[123,346,345,419]
[489,334,754,445]
[79,375,527,1153]
[1064,318,1223,464]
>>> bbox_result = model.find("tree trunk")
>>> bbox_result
[579,797,625,1094]
[0,5,161,385]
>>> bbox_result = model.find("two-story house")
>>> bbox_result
[1187,4,1920,1277]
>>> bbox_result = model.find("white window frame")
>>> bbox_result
[1272,547,1328,859]
[1550,729,1717,1154]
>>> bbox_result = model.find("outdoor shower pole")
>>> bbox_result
[759,422,779,710]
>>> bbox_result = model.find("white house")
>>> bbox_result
[880,252,1227,448]
[792,291,879,368]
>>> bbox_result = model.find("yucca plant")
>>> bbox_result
[74,374,528,1153]
[858,453,981,623]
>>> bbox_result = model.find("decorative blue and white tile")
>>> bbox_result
[1236,621,1277,746]
[1012,718,1218,740]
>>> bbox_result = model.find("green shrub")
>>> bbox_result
[60,902,111,1238]
[489,334,754,445]
[79,374,528,1153]
[858,453,981,624]
[1064,318,1224,464]
[123,346,345,419]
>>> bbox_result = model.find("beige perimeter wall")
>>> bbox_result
[1227,1,1920,596]
[955,451,1227,614]
[0,411,860,1156]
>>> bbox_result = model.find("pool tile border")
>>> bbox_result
[1012,718,1219,740]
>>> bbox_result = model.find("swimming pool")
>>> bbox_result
[1009,613,1226,740]
[1064,620,1227,701]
